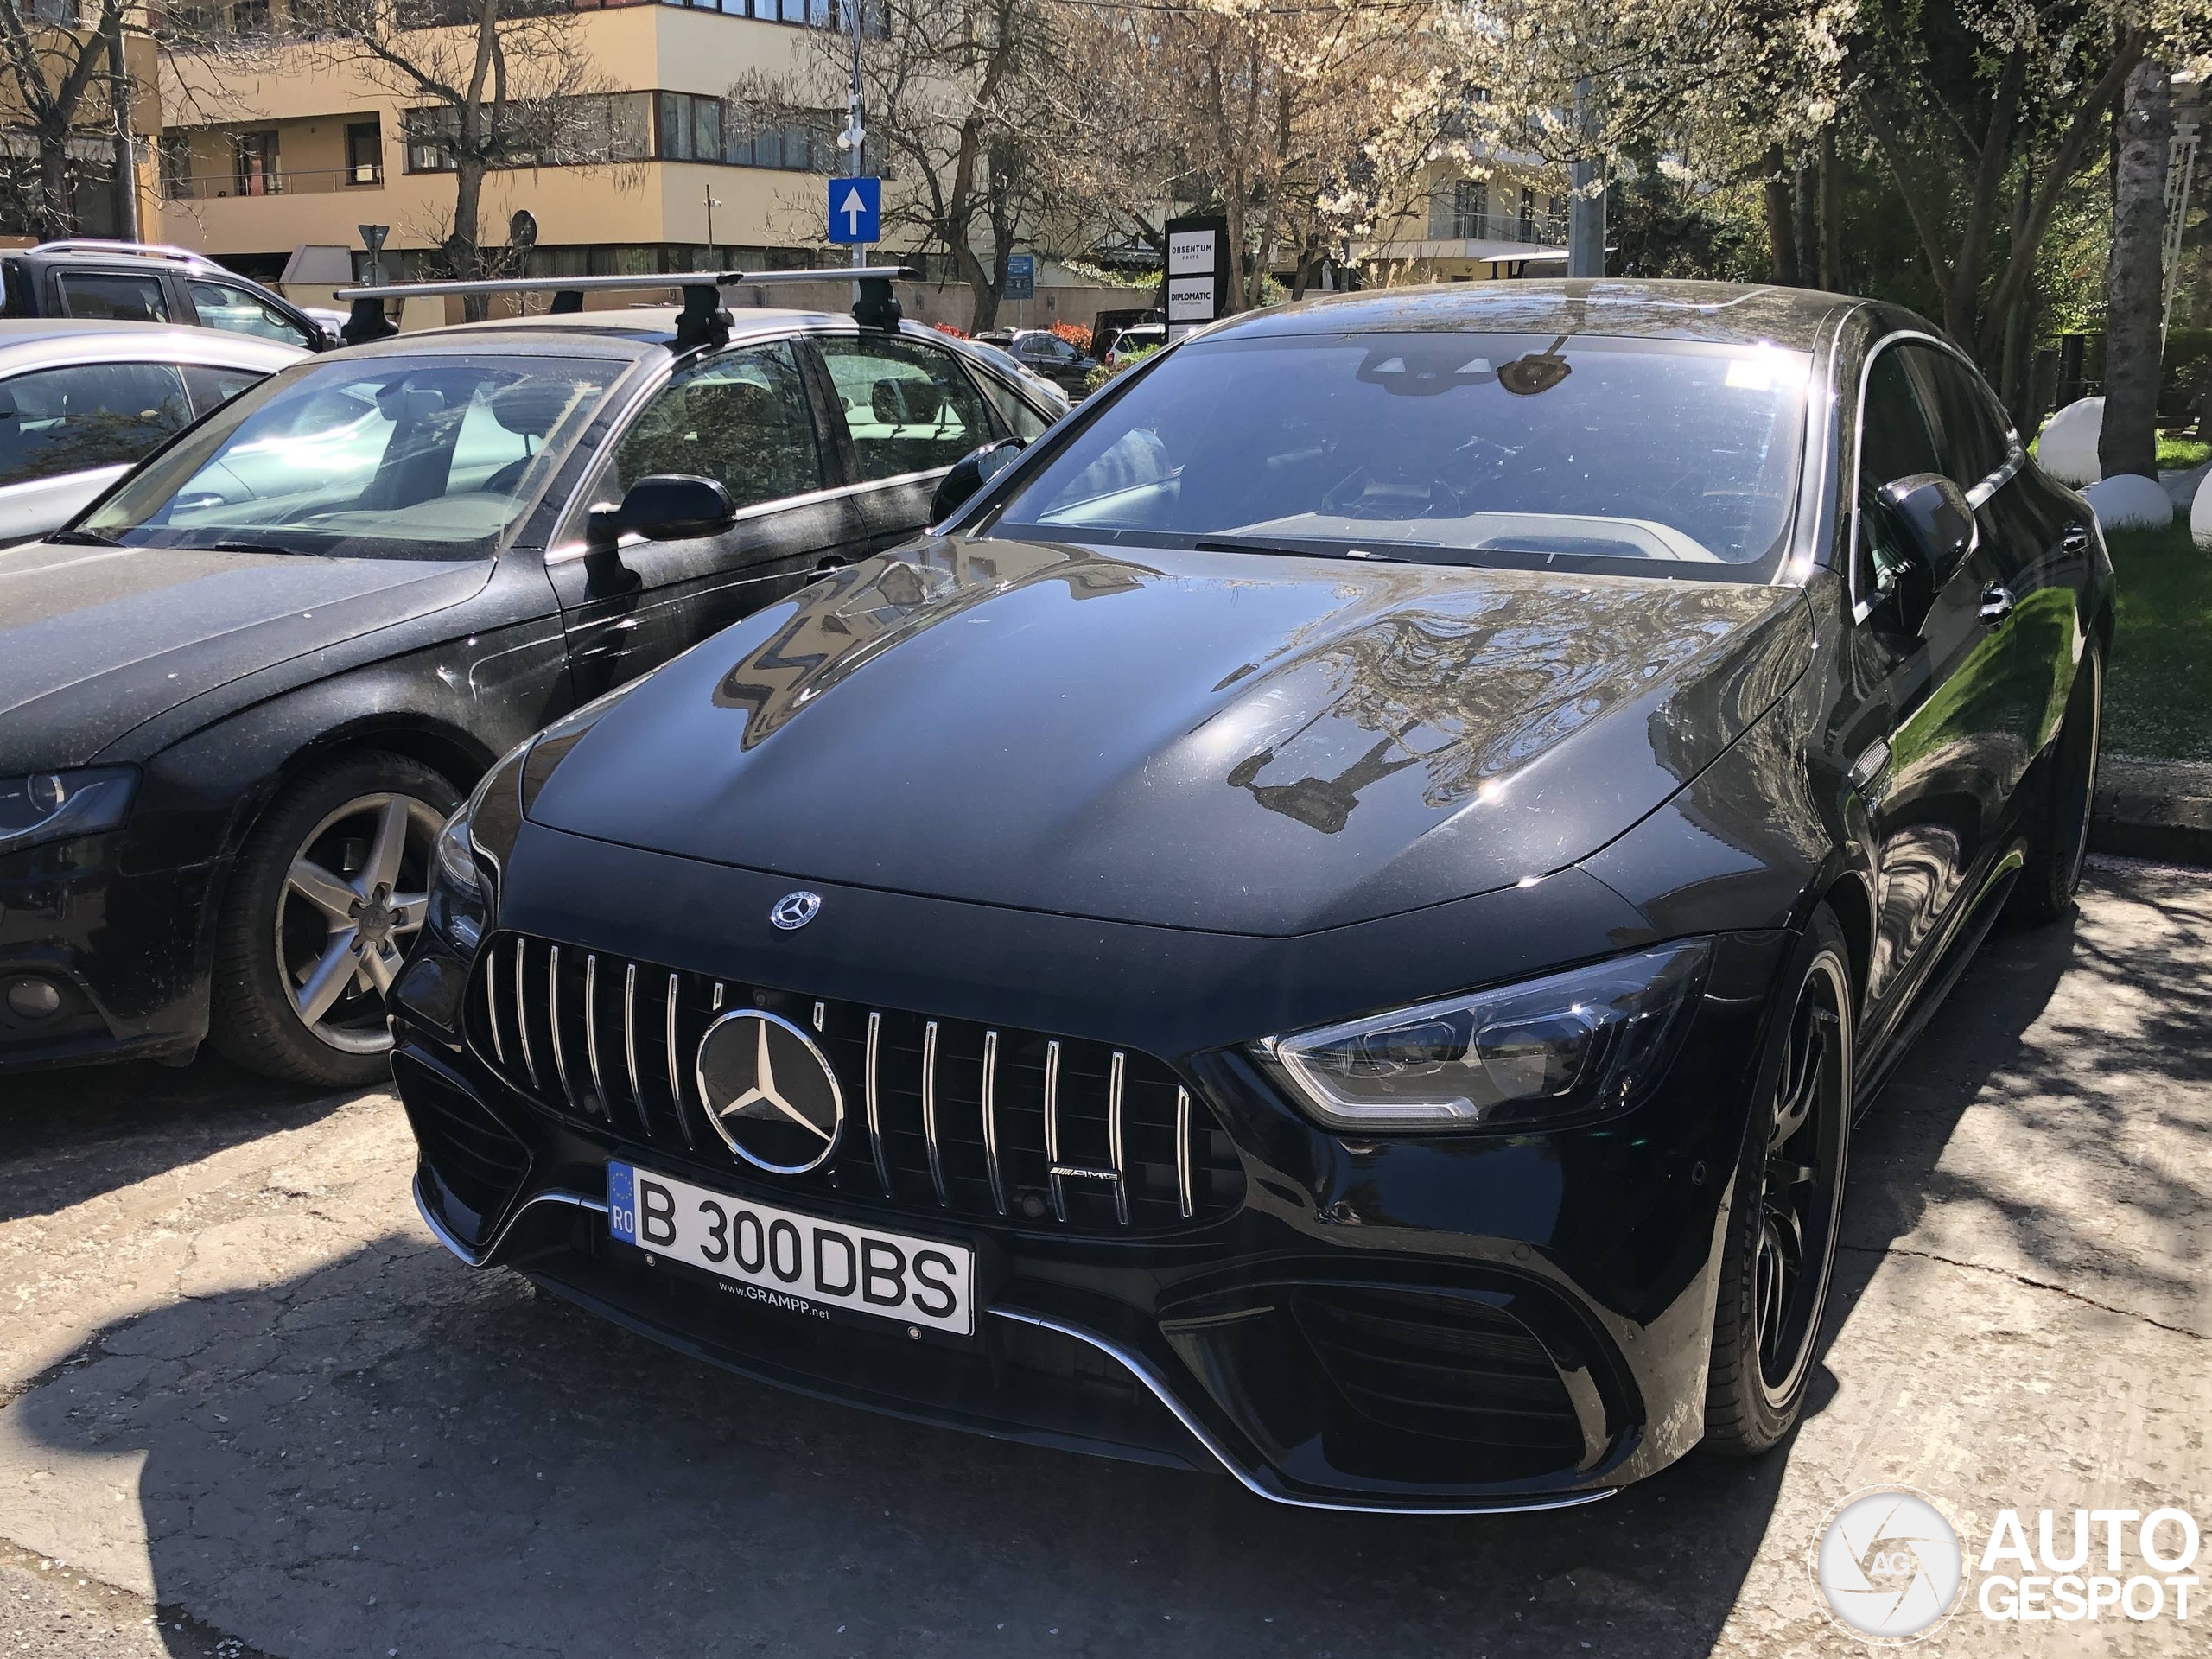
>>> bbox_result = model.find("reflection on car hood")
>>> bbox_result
[0,540,484,772]
[528,537,1811,935]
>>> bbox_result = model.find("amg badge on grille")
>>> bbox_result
[695,1010,845,1174]
[769,890,823,930]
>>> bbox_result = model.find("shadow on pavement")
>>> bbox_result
[0,880,2152,1656]
[0,1052,350,1224]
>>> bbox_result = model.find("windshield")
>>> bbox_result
[79,353,621,559]
[992,332,1811,573]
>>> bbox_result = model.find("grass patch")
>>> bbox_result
[2107,518,2212,760]
[2158,433,2211,470]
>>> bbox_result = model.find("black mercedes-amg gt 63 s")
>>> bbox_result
[391,281,2108,1513]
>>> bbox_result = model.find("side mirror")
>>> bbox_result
[930,439,1024,524]
[588,474,737,544]
[1877,472,1976,575]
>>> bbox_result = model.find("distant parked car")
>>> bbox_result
[975,327,1096,395]
[0,240,338,353]
[1090,305,1161,361]
[1106,321,1166,366]
[0,320,303,544]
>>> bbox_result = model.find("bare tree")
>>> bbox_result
[733,0,1071,333]
[0,0,124,237]
[2100,54,2170,480]
[1058,0,1449,310]
[293,0,625,305]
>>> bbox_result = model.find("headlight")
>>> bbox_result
[0,767,137,855]
[424,742,528,955]
[1261,941,1711,1133]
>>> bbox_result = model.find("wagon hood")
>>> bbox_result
[0,539,485,772]
[528,538,1810,936]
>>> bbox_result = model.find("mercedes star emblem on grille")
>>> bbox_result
[695,1009,845,1174]
[769,890,823,931]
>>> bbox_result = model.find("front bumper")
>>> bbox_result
[0,831,212,1069]
[388,834,1792,1511]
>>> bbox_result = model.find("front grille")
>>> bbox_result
[1292,1286,1585,1457]
[468,931,1243,1235]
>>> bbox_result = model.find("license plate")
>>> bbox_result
[607,1161,974,1337]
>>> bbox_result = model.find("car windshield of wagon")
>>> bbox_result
[76,353,621,562]
[991,331,1812,575]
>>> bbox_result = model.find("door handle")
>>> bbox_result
[2061,524,2091,553]
[1978,584,2016,626]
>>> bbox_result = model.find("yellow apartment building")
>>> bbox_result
[146,0,903,304]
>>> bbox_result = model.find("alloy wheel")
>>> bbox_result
[1752,950,1851,1408]
[274,791,442,1055]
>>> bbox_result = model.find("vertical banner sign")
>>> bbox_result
[1164,213,1230,340]
[1003,253,1035,300]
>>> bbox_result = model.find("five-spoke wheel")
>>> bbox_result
[210,753,459,1086]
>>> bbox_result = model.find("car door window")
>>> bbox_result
[817,335,992,480]
[970,367,1049,441]
[55,271,169,323]
[1857,346,1946,594]
[607,340,822,511]
[180,363,267,416]
[1897,343,2011,493]
[188,280,315,348]
[0,361,191,487]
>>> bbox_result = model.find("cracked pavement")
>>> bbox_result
[0,856,2208,1656]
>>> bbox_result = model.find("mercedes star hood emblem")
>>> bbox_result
[770,890,823,930]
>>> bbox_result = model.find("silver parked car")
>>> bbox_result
[0,320,304,546]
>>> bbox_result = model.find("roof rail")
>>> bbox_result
[30,238,221,269]
[331,265,922,351]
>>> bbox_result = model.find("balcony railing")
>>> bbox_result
[1426,210,1569,247]
[162,163,384,200]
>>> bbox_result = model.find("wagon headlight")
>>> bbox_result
[1260,941,1712,1133]
[0,767,137,855]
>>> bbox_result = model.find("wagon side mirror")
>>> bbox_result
[930,439,1024,525]
[588,474,737,543]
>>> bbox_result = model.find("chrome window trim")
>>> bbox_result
[543,467,952,565]
[987,1307,1618,1516]
[1847,327,2027,624]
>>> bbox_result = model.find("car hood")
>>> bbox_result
[0,540,486,772]
[528,538,1811,936]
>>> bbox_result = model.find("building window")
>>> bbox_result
[232,129,277,195]
[403,106,457,173]
[1429,178,1484,240]
[157,135,193,201]
[657,92,832,172]
[345,119,381,185]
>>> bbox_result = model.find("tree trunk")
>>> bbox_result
[38,129,71,237]
[2099,56,2170,482]
[448,158,488,321]
[1762,144,1796,286]
[1792,153,1816,289]
[1816,128,1841,291]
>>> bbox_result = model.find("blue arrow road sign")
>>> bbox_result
[829,176,881,245]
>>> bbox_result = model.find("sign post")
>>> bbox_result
[1163,213,1230,340]
[829,177,881,245]
[358,222,390,286]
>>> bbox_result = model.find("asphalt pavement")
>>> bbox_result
[2,856,2209,1657]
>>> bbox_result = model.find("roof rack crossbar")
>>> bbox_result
[30,238,220,268]
[330,264,923,350]
[329,266,918,302]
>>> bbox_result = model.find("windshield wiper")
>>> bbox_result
[1195,533,1459,563]
[45,528,118,547]
[195,539,302,556]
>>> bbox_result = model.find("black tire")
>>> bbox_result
[209,752,459,1088]
[2011,642,2103,925]
[1702,905,1853,1456]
